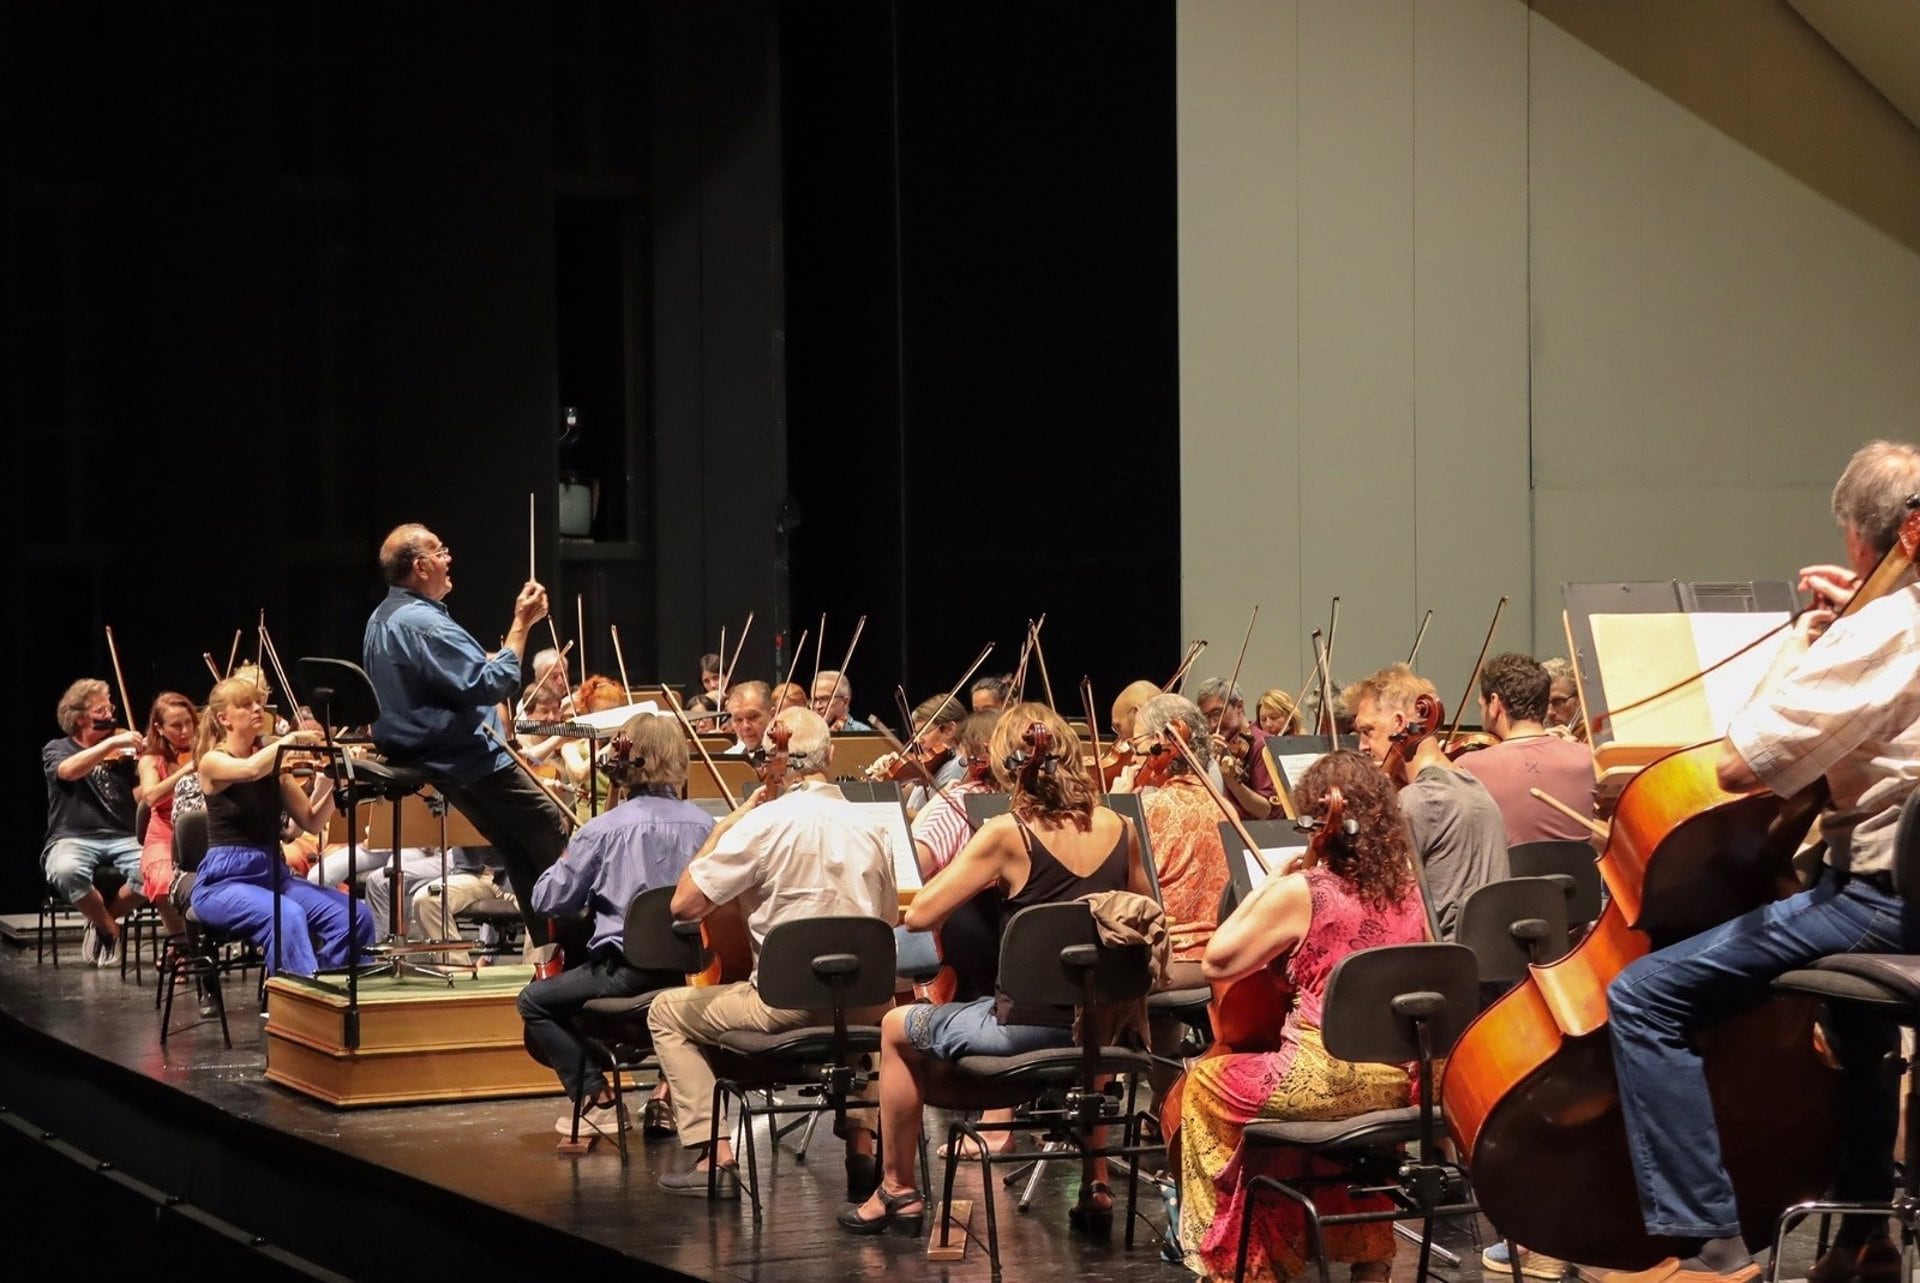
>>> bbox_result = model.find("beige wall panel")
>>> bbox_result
[1295,0,1416,689]
[1176,0,1305,701]
[1410,0,1532,679]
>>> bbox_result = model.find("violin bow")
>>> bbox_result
[482,722,583,830]
[663,685,739,810]
[829,614,868,710]
[1008,625,1036,704]
[1290,630,1323,734]
[719,611,755,699]
[1223,605,1259,710]
[778,627,810,705]
[202,652,222,684]
[515,639,576,719]
[609,625,633,702]
[1162,639,1208,693]
[1315,631,1340,752]
[575,595,588,692]
[256,617,307,731]
[104,626,138,735]
[808,613,828,701]
[224,629,242,678]
[902,642,994,754]
[1406,608,1434,666]
[1080,676,1107,800]
[1026,615,1056,712]
[1442,595,1509,751]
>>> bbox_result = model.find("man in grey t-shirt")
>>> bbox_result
[1345,663,1508,939]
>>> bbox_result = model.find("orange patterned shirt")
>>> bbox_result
[1140,777,1233,963]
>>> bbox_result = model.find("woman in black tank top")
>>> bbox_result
[190,675,373,976]
[839,704,1148,1238]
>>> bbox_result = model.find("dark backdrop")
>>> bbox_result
[1,0,1177,912]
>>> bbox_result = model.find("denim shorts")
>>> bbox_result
[904,996,1076,1061]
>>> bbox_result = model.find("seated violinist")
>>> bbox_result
[1540,657,1585,742]
[1120,693,1236,1099]
[1196,677,1278,821]
[43,678,148,968]
[517,712,714,1142]
[906,711,998,882]
[134,691,198,939]
[650,708,899,1197]
[844,703,1150,1238]
[883,693,966,815]
[1176,750,1431,1283]
[969,674,1012,713]
[697,651,723,697]
[1256,688,1303,736]
[721,680,771,756]
[1457,651,1597,847]
[811,669,871,732]
[192,675,374,975]
[1600,440,1920,1283]
[770,681,809,714]
[1344,663,1506,938]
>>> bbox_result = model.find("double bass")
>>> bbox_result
[1442,508,1920,1268]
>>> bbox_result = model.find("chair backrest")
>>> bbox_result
[1319,942,1479,1066]
[1456,878,1571,982]
[1895,788,1920,898]
[173,806,211,876]
[1506,840,1604,925]
[622,885,704,976]
[754,916,898,1011]
[995,902,1151,1009]
[295,656,384,731]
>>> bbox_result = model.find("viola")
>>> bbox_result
[1380,692,1444,789]
[1159,786,1350,1168]
[1126,721,1187,792]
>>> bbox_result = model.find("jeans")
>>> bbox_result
[1609,868,1920,1237]
[43,834,142,903]
[516,952,683,1102]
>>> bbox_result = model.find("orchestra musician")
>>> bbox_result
[844,704,1150,1238]
[518,711,714,1143]
[362,524,571,974]
[721,680,772,755]
[191,674,373,975]
[698,651,723,697]
[811,669,870,732]
[1541,657,1585,741]
[1343,663,1507,939]
[1256,688,1303,735]
[1600,440,1920,1283]
[650,708,898,1198]
[1457,652,1598,847]
[134,690,198,939]
[1196,677,1278,821]
[770,681,809,714]
[969,673,1012,713]
[43,678,149,968]
[1176,751,1430,1283]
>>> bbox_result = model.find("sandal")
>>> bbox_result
[642,1097,675,1139]
[836,1185,926,1237]
[1068,1181,1114,1238]
[937,1132,1018,1160]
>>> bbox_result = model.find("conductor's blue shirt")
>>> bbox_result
[363,587,519,784]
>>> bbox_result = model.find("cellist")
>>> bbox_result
[1175,750,1429,1283]
[1601,441,1920,1283]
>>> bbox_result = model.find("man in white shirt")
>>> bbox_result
[650,708,899,1198]
[721,680,772,756]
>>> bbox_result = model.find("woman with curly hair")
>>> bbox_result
[839,702,1151,1238]
[1177,749,1431,1282]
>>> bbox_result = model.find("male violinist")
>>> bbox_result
[42,678,148,967]
[1195,676,1278,821]
[1603,440,1920,1283]
[720,680,772,756]
[1343,663,1507,939]
[811,669,871,732]
[650,707,898,1198]
[362,524,572,974]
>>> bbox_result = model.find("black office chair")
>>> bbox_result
[704,915,898,1221]
[157,807,238,1047]
[539,886,703,1161]
[1230,942,1480,1283]
[1763,790,1920,1280]
[1456,877,1573,984]
[1507,839,1605,933]
[923,901,1161,1282]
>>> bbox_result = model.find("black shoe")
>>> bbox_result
[836,1185,925,1237]
[1069,1182,1114,1238]
[845,1151,879,1201]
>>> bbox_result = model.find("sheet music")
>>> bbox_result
[849,799,921,893]
[1244,843,1310,891]
[1274,752,1327,792]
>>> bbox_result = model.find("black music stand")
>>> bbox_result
[298,659,466,1046]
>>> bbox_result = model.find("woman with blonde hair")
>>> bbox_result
[840,703,1150,1237]
[1255,688,1301,736]
[190,675,373,975]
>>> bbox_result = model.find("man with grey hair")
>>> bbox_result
[42,677,149,966]
[1540,657,1583,740]
[811,669,871,732]
[518,712,715,1142]
[1195,676,1277,820]
[652,707,898,1198]
[722,680,772,756]
[1600,439,1920,1283]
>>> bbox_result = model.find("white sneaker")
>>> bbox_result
[96,931,120,969]
[80,923,104,966]
[555,1099,628,1137]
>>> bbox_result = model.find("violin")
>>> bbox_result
[1160,785,1350,1168]
[1380,692,1444,789]
[1096,740,1134,789]
[1126,721,1186,792]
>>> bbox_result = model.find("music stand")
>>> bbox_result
[298,659,468,1027]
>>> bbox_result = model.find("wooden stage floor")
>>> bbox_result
[0,938,1835,1281]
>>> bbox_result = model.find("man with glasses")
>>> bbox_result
[43,679,149,966]
[810,669,870,732]
[363,524,572,976]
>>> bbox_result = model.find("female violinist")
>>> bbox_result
[191,675,374,975]
[1256,689,1303,735]
[135,691,198,937]
[1176,750,1429,1283]
[867,694,966,815]
[842,704,1150,1237]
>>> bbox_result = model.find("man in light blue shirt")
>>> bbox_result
[363,523,571,962]
[517,712,714,1141]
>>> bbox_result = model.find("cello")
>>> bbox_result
[1442,507,1920,1268]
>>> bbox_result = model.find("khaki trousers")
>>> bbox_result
[647,980,888,1150]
